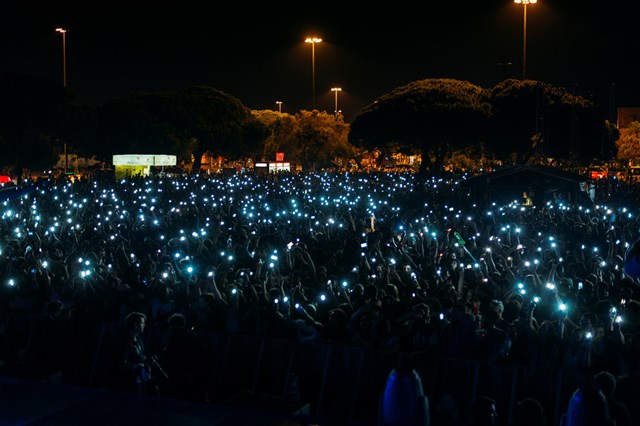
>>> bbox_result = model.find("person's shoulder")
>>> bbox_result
[484,326,508,340]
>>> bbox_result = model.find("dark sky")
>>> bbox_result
[1,3,636,122]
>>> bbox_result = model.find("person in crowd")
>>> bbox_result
[560,385,615,426]
[466,395,498,426]
[118,311,159,396]
[27,300,71,374]
[510,397,547,426]
[593,370,633,426]
[476,309,511,363]
[2,170,640,424]
[160,312,207,401]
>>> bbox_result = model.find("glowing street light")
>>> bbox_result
[55,28,67,87]
[276,101,283,113]
[331,87,342,114]
[305,37,322,109]
[514,0,537,80]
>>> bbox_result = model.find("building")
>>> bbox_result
[112,154,177,179]
[617,107,640,129]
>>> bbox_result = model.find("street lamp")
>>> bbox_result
[331,87,342,114]
[276,101,283,113]
[305,37,322,109]
[514,0,536,80]
[497,56,513,80]
[55,28,67,88]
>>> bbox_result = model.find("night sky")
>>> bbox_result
[0,2,636,123]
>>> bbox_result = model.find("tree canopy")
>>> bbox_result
[253,109,353,171]
[616,121,640,165]
[0,73,72,176]
[96,86,266,170]
[0,72,622,176]
[349,78,492,173]
[488,79,604,164]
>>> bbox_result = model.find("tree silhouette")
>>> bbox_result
[616,121,640,165]
[96,86,266,170]
[349,78,491,174]
[254,109,353,171]
[0,73,71,178]
[488,79,603,165]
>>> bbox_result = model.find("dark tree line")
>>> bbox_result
[0,73,616,177]
[350,78,614,172]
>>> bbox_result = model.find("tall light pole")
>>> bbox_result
[55,28,67,88]
[305,37,322,109]
[514,0,536,80]
[55,27,69,175]
[331,87,342,114]
[276,101,283,113]
[497,56,513,80]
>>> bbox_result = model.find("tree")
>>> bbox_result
[293,110,353,171]
[161,86,265,170]
[616,121,640,165]
[348,78,491,174]
[0,73,71,178]
[96,86,267,170]
[95,95,183,162]
[55,104,101,162]
[251,109,298,162]
[488,79,601,165]
[253,109,353,171]
[603,119,620,162]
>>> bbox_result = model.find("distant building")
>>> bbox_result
[617,107,640,128]
[55,154,102,171]
[112,154,176,179]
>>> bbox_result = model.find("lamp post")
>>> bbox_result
[305,37,322,109]
[55,28,67,88]
[276,101,283,113]
[331,87,342,114]
[514,0,536,80]
[55,27,68,175]
[497,56,513,80]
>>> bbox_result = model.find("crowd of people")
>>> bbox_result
[1,170,640,425]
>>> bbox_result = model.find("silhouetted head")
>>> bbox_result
[514,398,546,426]
[563,386,614,426]
[469,395,497,425]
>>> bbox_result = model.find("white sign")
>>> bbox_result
[113,154,175,166]
[154,155,177,166]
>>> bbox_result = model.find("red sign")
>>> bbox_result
[275,152,285,162]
